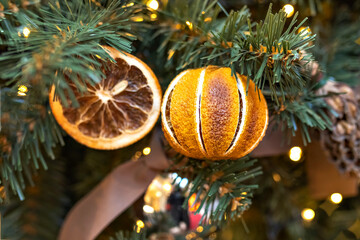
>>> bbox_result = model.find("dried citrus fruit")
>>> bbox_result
[49,46,162,150]
[161,66,268,160]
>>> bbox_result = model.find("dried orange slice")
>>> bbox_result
[161,66,268,160]
[49,46,162,150]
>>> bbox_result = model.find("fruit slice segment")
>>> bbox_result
[200,67,240,157]
[169,68,206,159]
[49,46,162,150]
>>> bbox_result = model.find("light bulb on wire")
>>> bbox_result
[283,4,295,18]
[147,0,159,10]
[18,85,28,96]
[23,27,31,38]
[301,208,315,221]
[143,147,151,155]
[289,146,302,162]
[330,193,343,204]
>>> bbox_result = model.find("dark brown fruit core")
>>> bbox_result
[62,58,154,138]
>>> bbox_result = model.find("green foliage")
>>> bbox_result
[0,0,136,199]
[151,0,326,144]
[169,153,262,226]
[155,1,314,103]
[0,88,64,199]
[323,20,360,86]
[269,79,333,144]
[108,230,146,240]
[1,156,68,240]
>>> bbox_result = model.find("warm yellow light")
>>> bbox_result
[23,27,30,38]
[147,0,159,10]
[272,173,281,182]
[298,27,311,38]
[136,219,145,233]
[143,147,151,155]
[155,191,162,197]
[18,85,28,96]
[136,220,145,228]
[132,17,144,22]
[330,193,343,204]
[143,205,154,214]
[289,146,302,161]
[150,13,158,20]
[185,21,193,30]
[163,183,172,192]
[283,4,294,18]
[301,208,315,221]
[196,226,203,233]
[167,49,175,60]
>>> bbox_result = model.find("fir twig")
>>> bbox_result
[0,0,137,199]
[170,155,262,226]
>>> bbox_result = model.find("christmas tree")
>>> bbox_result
[0,0,360,239]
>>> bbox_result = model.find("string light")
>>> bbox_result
[146,0,159,10]
[143,205,155,213]
[162,182,172,192]
[289,146,302,161]
[283,4,295,18]
[136,220,145,233]
[150,13,158,20]
[132,17,144,22]
[155,191,162,197]
[196,226,203,233]
[298,26,311,39]
[143,147,151,155]
[23,27,31,38]
[18,85,28,96]
[330,193,343,204]
[185,21,193,30]
[272,173,281,182]
[301,208,315,221]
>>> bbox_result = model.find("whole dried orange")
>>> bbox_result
[49,46,162,150]
[161,66,268,160]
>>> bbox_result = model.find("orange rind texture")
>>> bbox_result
[161,66,268,160]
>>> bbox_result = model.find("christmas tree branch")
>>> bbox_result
[109,230,146,240]
[148,0,329,144]
[154,1,314,103]
[169,154,262,226]
[1,156,68,240]
[0,0,137,199]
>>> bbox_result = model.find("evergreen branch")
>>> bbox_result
[109,230,146,240]
[170,155,262,226]
[1,156,68,240]
[154,1,315,104]
[321,19,360,86]
[1,88,64,199]
[0,0,137,199]
[269,80,333,145]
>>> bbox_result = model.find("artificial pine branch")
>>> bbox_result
[1,155,68,240]
[168,151,262,226]
[0,0,138,199]
[108,230,146,240]
[153,1,314,103]
[148,0,329,144]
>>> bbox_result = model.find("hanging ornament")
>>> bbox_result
[49,46,162,149]
[318,80,360,177]
[161,66,268,160]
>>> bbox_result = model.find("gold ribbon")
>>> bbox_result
[58,129,169,240]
